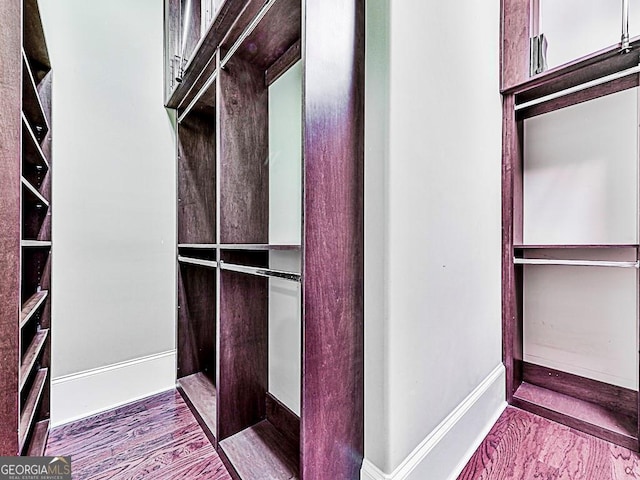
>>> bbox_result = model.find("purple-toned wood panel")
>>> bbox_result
[178,113,216,244]
[217,270,268,440]
[0,0,21,456]
[502,94,523,403]
[218,55,268,244]
[233,0,300,72]
[301,0,365,478]
[266,392,300,448]
[177,264,217,380]
[501,0,530,91]
[523,362,638,419]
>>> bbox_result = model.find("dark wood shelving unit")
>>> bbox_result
[166,0,364,477]
[0,0,53,456]
[502,0,640,451]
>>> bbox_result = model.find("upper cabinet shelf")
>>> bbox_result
[501,0,640,102]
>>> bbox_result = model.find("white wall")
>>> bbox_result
[268,61,303,415]
[363,0,504,478]
[39,0,176,424]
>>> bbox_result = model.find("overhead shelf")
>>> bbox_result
[21,177,49,209]
[21,241,52,248]
[20,291,48,329]
[20,329,49,392]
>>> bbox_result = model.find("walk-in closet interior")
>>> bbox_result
[502,0,640,451]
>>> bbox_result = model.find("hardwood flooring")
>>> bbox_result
[45,390,231,480]
[459,406,640,479]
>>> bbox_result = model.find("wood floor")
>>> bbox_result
[45,390,231,480]
[459,406,640,479]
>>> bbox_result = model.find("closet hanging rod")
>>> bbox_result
[178,255,218,268]
[178,69,219,124]
[622,0,631,51]
[513,258,639,268]
[515,64,640,111]
[219,261,301,282]
[219,0,278,70]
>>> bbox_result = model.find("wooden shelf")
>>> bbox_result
[21,177,49,208]
[20,291,48,329]
[25,420,49,456]
[177,373,217,442]
[513,382,638,450]
[219,244,301,251]
[19,368,47,453]
[20,329,49,392]
[21,240,51,248]
[178,243,218,249]
[219,420,299,480]
[21,52,49,139]
[22,114,49,171]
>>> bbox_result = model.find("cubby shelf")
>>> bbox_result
[19,329,49,392]
[20,291,48,328]
[21,51,49,140]
[177,255,217,268]
[25,420,49,456]
[220,420,300,480]
[22,113,49,171]
[177,373,217,442]
[21,240,51,248]
[18,368,47,453]
[21,177,49,208]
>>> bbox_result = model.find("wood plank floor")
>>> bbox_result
[45,390,231,480]
[459,406,640,479]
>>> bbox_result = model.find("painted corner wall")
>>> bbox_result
[39,0,177,425]
[364,0,505,478]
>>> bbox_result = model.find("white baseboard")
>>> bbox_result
[51,350,176,427]
[361,364,506,480]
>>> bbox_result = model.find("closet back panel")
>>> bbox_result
[177,264,216,380]
[523,248,638,389]
[523,87,639,245]
[177,113,216,244]
[218,55,268,244]
[218,270,268,440]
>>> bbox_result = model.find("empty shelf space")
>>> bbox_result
[21,240,52,248]
[22,114,49,170]
[219,244,301,251]
[21,177,49,208]
[20,329,49,392]
[513,382,637,446]
[177,373,217,438]
[20,290,48,328]
[219,261,300,282]
[25,419,49,456]
[23,0,51,80]
[220,419,299,480]
[178,256,218,268]
[21,52,49,137]
[19,368,47,453]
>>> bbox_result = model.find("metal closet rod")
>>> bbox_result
[514,258,639,268]
[178,255,218,268]
[622,0,631,51]
[219,261,301,282]
[515,63,640,111]
[178,0,279,123]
